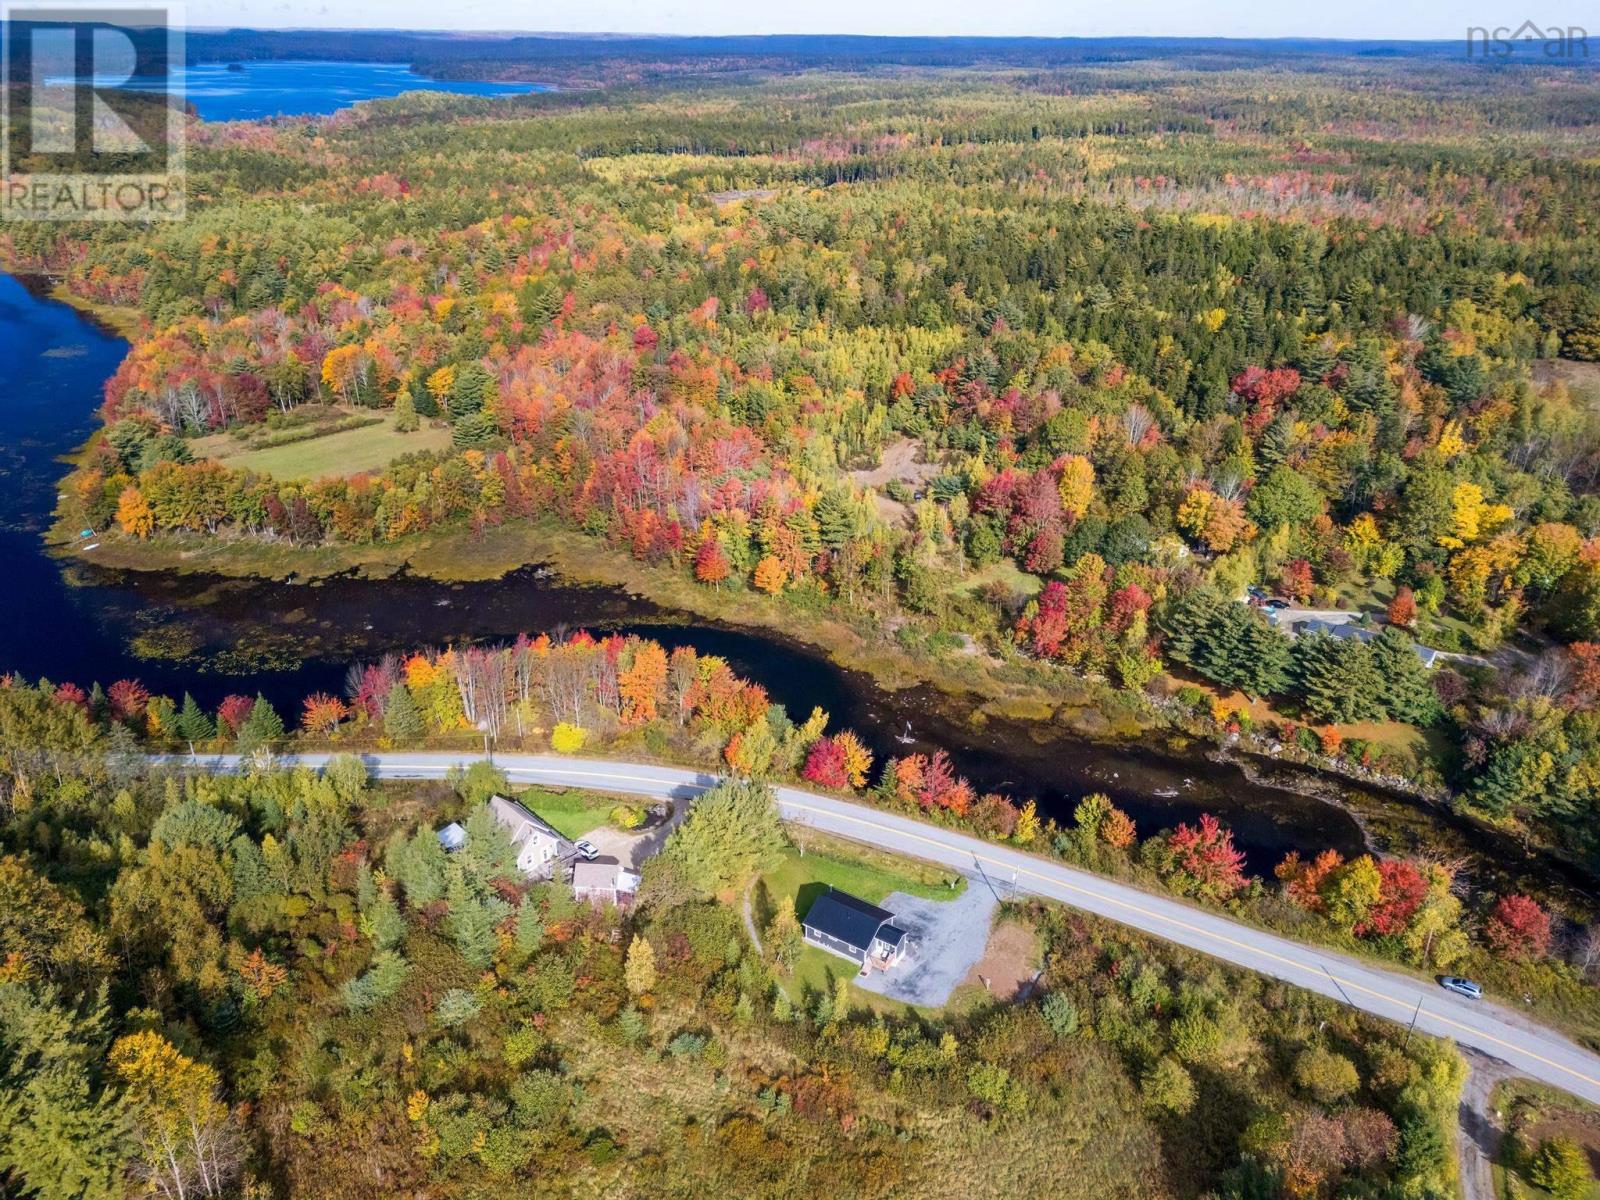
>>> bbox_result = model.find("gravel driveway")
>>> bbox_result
[856,878,998,1008]
[581,802,685,869]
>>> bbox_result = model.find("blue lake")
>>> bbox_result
[110,59,550,120]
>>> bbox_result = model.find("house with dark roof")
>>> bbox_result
[801,887,910,970]
[1292,614,1446,672]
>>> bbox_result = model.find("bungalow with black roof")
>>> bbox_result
[801,887,910,971]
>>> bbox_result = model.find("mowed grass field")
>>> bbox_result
[195,419,451,480]
[517,786,613,840]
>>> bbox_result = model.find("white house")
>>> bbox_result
[488,794,571,878]
[571,858,642,906]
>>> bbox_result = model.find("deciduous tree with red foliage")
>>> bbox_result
[801,737,850,789]
[694,538,731,588]
[1484,893,1551,960]
[52,682,88,710]
[107,679,150,722]
[1163,813,1248,902]
[883,750,976,816]
[217,694,255,734]
[1358,859,1427,937]
[1279,558,1314,603]
[1387,586,1417,628]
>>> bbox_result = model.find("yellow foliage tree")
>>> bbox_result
[1446,482,1512,547]
[1014,799,1041,844]
[116,485,154,538]
[425,366,456,405]
[753,554,788,595]
[834,729,873,789]
[1436,419,1467,459]
[111,1030,236,1198]
[624,934,657,996]
[1056,454,1096,519]
[1175,487,1214,545]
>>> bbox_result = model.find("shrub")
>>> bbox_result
[1040,992,1080,1039]
[1141,1056,1196,1114]
[550,723,587,753]
[1484,894,1552,961]
[1532,1136,1592,1200]
[434,988,482,1028]
[667,1031,707,1058]
[342,950,409,1011]
[1171,1013,1224,1065]
[610,804,645,830]
[1293,1046,1360,1103]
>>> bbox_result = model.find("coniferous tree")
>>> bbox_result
[383,684,424,744]
[393,387,419,433]
[236,693,284,750]
[1293,635,1385,723]
[0,983,128,1200]
[1370,627,1442,725]
[175,693,214,750]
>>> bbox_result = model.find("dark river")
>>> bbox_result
[10,269,1595,902]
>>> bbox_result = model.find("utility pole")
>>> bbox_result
[1403,995,1423,1048]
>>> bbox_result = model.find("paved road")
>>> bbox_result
[165,751,1600,1104]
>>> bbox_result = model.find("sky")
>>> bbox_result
[184,0,1560,42]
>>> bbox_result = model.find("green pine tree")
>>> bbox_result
[513,899,545,958]
[393,387,420,433]
[1370,627,1443,724]
[175,693,214,749]
[383,684,424,744]
[1293,635,1385,723]
[446,875,504,970]
[0,983,128,1200]
[237,693,284,750]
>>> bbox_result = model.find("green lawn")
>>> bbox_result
[200,418,451,480]
[957,559,1044,598]
[759,836,964,927]
[516,786,612,840]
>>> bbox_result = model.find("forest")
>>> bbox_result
[7,46,1600,1194]
[0,669,1473,1200]
[11,55,1600,866]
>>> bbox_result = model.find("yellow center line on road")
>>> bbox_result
[483,761,1600,1092]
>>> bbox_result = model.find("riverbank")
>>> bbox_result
[44,281,143,340]
[24,271,1596,909]
[53,504,1141,732]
